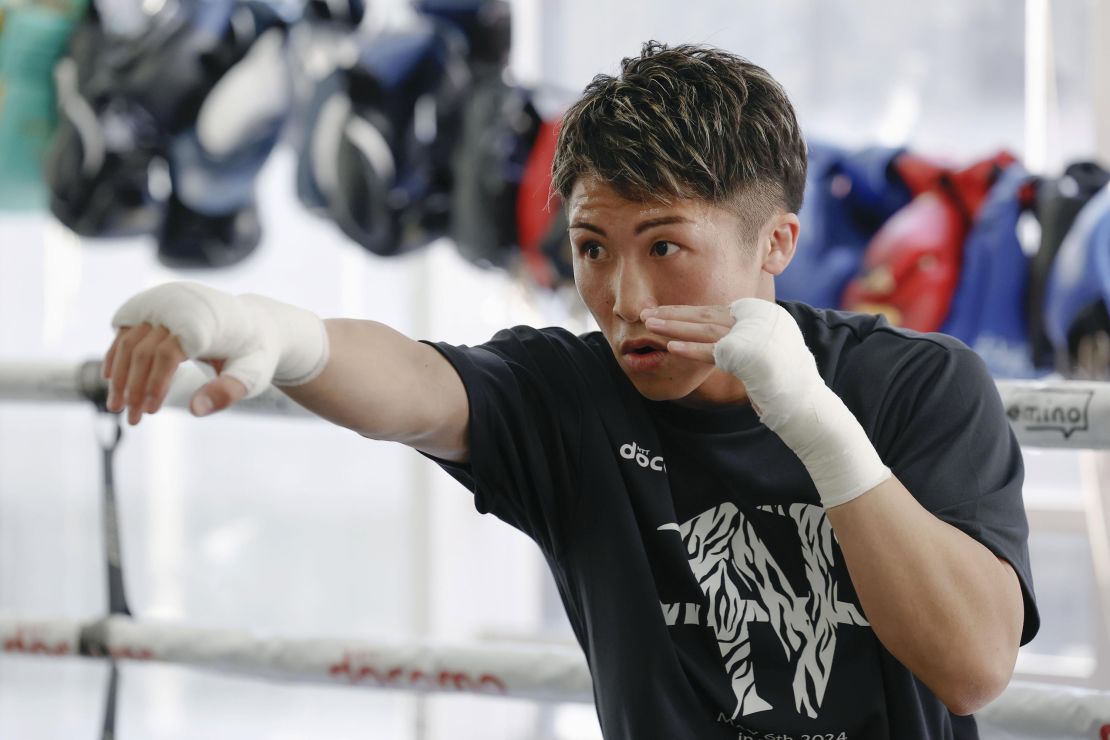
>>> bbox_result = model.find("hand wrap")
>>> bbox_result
[713,298,891,507]
[111,282,329,398]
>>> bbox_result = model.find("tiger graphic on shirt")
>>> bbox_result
[659,503,869,720]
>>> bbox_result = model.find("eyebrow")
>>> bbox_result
[568,216,694,237]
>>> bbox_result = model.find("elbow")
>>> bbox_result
[929,605,1022,716]
[936,655,1016,716]
[940,688,996,717]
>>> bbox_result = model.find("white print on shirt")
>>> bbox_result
[619,441,667,472]
[659,503,869,721]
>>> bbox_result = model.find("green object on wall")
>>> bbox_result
[0,0,88,211]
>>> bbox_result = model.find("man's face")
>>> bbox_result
[568,177,781,404]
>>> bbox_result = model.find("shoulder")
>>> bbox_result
[781,300,995,421]
[478,325,608,365]
[782,300,983,380]
[449,325,613,391]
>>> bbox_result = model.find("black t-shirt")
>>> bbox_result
[423,300,1040,740]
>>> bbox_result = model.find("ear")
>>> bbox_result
[761,211,800,276]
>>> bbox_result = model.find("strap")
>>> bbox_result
[79,361,130,740]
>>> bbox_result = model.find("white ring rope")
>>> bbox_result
[1,614,1107,737]
[0,614,594,703]
[0,361,312,418]
[1,361,1108,448]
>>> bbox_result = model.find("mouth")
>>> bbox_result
[620,337,668,354]
[619,338,669,371]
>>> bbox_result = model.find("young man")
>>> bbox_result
[103,42,1037,739]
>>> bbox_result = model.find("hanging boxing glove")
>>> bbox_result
[296,19,469,256]
[450,74,541,268]
[158,7,292,267]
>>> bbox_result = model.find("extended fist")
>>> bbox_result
[103,282,329,425]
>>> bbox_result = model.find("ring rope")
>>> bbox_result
[2,361,1109,449]
[1,613,1107,737]
[0,613,595,703]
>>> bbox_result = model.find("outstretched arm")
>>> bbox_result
[281,318,469,461]
[103,283,470,462]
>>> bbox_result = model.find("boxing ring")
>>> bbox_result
[2,360,1110,739]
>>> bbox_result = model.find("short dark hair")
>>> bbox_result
[552,41,807,241]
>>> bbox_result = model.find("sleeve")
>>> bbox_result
[869,341,1041,646]
[418,326,584,555]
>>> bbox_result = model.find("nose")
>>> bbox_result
[612,260,656,323]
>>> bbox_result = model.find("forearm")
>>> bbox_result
[279,318,469,460]
[825,477,1023,715]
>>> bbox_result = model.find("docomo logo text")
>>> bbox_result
[329,652,508,694]
[3,626,156,660]
[2,628,70,656]
[620,442,666,472]
[83,643,156,660]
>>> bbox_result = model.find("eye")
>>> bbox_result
[649,241,679,257]
[578,241,606,260]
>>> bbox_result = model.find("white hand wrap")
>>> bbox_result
[111,282,330,399]
[713,298,891,508]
